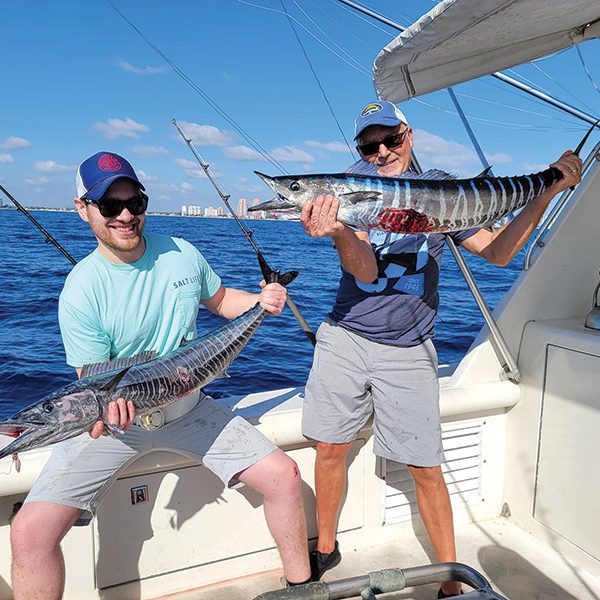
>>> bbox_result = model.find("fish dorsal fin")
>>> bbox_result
[474,166,493,178]
[412,169,456,180]
[99,367,132,392]
[80,351,157,378]
[339,191,382,203]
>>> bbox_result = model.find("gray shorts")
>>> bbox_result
[302,320,443,467]
[25,396,276,520]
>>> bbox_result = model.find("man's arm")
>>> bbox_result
[300,194,378,283]
[202,282,287,319]
[461,151,582,265]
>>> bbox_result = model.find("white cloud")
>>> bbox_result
[0,136,31,149]
[133,146,168,156]
[271,146,314,162]
[180,182,195,192]
[413,129,477,176]
[94,117,149,140]
[305,140,348,153]
[176,121,233,146]
[0,154,14,163]
[34,160,72,173]
[25,176,49,185]
[487,152,512,165]
[522,162,548,172]
[119,61,168,75]
[175,157,218,179]
[225,145,263,161]
[136,169,157,182]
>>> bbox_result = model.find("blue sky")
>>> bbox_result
[1,1,599,212]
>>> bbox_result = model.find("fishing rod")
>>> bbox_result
[0,184,77,266]
[172,118,316,347]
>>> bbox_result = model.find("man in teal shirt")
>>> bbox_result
[10,151,311,598]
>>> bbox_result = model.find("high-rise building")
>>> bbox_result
[237,197,248,218]
[181,205,188,215]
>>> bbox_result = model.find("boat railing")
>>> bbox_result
[253,562,507,599]
[524,139,600,271]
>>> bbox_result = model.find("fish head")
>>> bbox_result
[0,388,100,459]
[250,172,321,213]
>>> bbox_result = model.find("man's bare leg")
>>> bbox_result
[238,449,310,584]
[408,465,461,596]
[314,441,352,554]
[11,502,83,600]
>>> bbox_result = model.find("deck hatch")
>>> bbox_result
[383,423,484,524]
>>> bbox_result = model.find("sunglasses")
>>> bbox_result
[85,192,148,218]
[357,130,408,156]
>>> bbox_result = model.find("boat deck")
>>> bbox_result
[157,517,600,600]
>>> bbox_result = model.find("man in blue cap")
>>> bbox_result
[300,101,582,597]
[10,151,312,597]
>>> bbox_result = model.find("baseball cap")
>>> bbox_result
[75,151,145,201]
[354,101,409,139]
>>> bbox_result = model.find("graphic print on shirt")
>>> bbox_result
[356,231,430,296]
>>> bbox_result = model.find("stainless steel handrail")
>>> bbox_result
[524,140,600,271]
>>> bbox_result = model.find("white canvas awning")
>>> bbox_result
[374,0,600,102]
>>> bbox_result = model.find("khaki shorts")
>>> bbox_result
[25,396,277,522]
[302,320,443,467]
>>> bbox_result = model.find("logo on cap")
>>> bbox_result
[360,103,383,117]
[97,153,122,173]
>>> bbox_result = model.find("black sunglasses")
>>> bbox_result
[85,192,148,218]
[357,130,408,156]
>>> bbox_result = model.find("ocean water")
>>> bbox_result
[0,209,523,417]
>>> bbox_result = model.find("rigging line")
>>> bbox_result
[287,0,374,71]
[172,119,316,347]
[530,60,599,116]
[107,0,288,175]
[327,0,397,37]
[237,0,372,77]
[309,0,392,52]
[454,92,589,125]
[411,98,558,132]
[576,45,600,98]
[281,0,357,161]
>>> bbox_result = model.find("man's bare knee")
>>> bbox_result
[11,503,81,557]
[316,441,352,463]
[407,464,445,488]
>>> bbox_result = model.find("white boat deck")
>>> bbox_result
[157,517,600,599]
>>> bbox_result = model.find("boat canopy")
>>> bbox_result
[374,0,600,102]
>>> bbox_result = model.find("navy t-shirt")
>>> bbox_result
[329,161,479,347]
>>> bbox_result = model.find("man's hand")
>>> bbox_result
[90,398,136,439]
[258,281,287,316]
[300,194,347,238]
[547,151,582,196]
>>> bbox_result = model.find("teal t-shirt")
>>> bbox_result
[58,232,222,367]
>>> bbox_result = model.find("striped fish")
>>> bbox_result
[0,270,297,460]
[249,167,564,234]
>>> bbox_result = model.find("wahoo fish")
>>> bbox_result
[250,167,563,234]
[0,269,297,461]
[250,122,597,234]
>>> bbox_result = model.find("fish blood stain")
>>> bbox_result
[178,367,191,384]
[373,208,434,233]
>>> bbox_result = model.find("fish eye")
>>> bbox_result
[42,402,54,413]
[289,181,301,192]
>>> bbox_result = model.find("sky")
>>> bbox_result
[1,0,599,212]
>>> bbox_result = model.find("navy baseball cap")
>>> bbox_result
[354,101,409,139]
[75,151,145,201]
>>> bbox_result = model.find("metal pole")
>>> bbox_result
[0,184,77,266]
[336,0,599,127]
[172,119,316,346]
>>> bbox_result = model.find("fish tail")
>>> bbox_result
[256,250,298,287]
